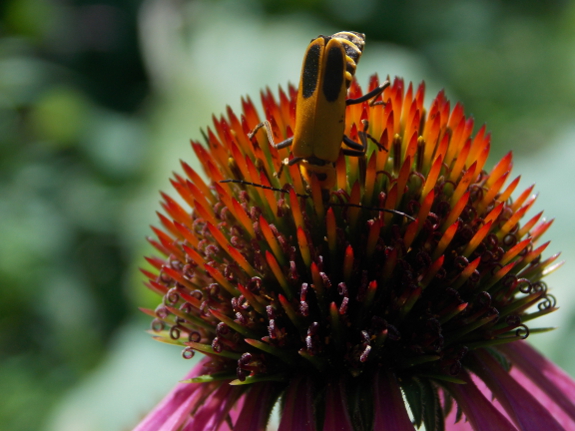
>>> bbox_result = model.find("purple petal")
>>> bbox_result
[372,370,414,431]
[506,365,575,431]
[133,358,214,431]
[219,395,244,431]
[471,350,565,431]
[233,383,278,431]
[278,376,316,431]
[499,341,575,425]
[446,370,518,431]
[443,389,475,431]
[183,383,242,431]
[444,420,475,431]
[443,408,474,431]
[322,379,354,431]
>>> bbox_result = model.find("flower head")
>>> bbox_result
[136,76,575,430]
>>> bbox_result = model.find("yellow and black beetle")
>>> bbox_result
[249,31,389,189]
[224,32,414,220]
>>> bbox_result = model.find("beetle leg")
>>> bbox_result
[343,120,388,155]
[359,119,388,152]
[275,156,304,179]
[342,135,366,154]
[346,80,390,106]
[248,120,294,150]
[287,156,305,166]
[275,159,287,178]
[365,132,388,151]
[342,148,366,157]
[248,121,271,140]
[275,137,294,150]
[343,117,369,155]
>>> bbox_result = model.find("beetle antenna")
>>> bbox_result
[219,179,309,198]
[220,180,414,221]
[330,202,415,222]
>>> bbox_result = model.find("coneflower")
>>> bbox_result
[135,75,575,430]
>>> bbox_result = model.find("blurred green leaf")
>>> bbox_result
[31,86,89,148]
[5,0,58,41]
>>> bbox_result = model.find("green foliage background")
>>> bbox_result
[1,0,575,429]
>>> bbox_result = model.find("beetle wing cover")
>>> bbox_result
[294,36,349,162]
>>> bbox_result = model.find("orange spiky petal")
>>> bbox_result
[265,250,291,299]
[227,246,258,278]
[297,227,312,267]
[434,221,459,260]
[259,215,286,266]
[204,264,238,296]
[421,154,443,199]
[450,162,476,207]
[343,245,354,283]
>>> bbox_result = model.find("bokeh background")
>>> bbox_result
[2,0,575,430]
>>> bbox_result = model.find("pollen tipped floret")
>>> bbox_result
[140,77,569,430]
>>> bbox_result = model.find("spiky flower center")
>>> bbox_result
[143,77,558,425]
